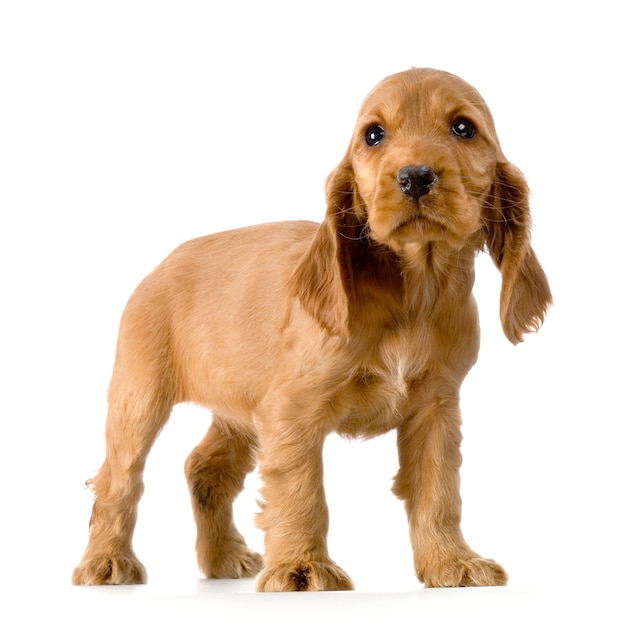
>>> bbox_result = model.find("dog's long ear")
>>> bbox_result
[288,156,359,337]
[483,160,552,344]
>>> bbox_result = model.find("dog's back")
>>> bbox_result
[115,221,318,422]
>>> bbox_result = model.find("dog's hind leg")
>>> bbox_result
[185,416,263,578]
[72,291,176,585]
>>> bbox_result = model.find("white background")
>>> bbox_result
[1,1,624,624]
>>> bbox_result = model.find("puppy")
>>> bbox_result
[73,68,552,591]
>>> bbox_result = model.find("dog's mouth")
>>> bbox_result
[366,206,451,250]
[365,188,463,248]
[393,210,448,239]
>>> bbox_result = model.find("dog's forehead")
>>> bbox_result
[358,68,495,133]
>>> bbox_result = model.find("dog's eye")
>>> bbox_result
[451,118,476,139]
[365,124,386,146]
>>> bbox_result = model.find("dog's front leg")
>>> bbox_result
[254,407,353,592]
[392,378,507,587]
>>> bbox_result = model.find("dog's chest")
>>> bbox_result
[334,331,428,438]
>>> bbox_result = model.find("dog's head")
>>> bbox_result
[291,68,552,343]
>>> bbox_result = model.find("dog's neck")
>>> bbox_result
[351,238,476,324]
[401,241,476,314]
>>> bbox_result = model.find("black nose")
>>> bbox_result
[397,165,438,200]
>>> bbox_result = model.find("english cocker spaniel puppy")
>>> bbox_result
[73,68,552,591]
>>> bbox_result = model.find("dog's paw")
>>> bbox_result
[72,554,147,585]
[200,546,264,579]
[255,561,354,592]
[420,556,508,588]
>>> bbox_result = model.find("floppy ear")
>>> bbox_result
[288,157,359,337]
[483,160,553,345]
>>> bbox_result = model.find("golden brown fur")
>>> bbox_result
[72,68,552,590]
